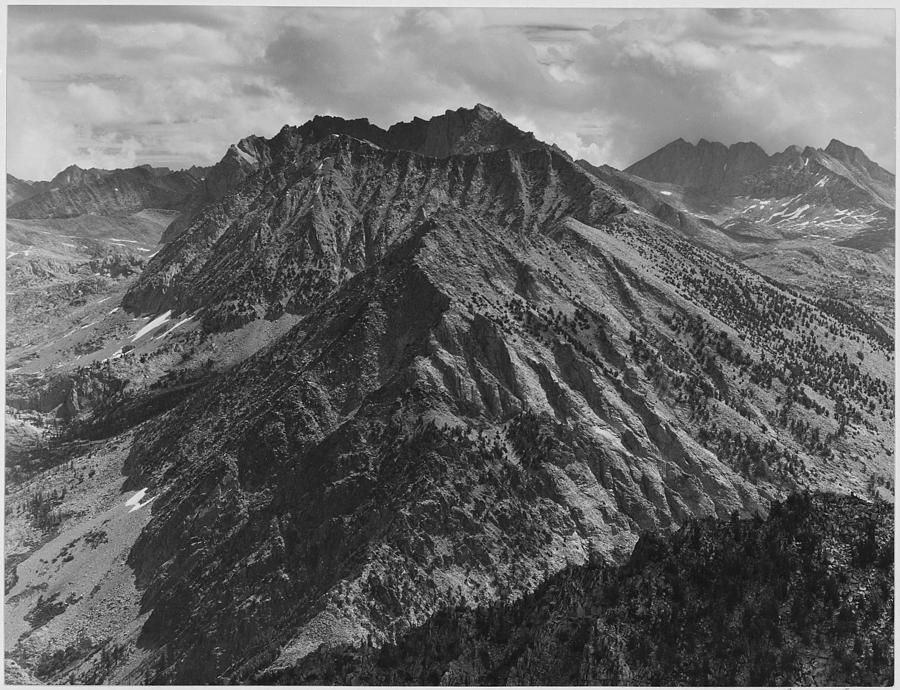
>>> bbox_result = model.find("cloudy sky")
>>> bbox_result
[7,6,896,180]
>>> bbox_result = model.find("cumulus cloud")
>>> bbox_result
[6,7,895,180]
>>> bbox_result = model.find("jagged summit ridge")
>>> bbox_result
[625,135,893,202]
[279,104,541,158]
[624,137,770,192]
[126,106,628,323]
[157,104,544,244]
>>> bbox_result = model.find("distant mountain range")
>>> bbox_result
[7,164,210,219]
[624,137,892,205]
[4,106,894,685]
[579,135,895,327]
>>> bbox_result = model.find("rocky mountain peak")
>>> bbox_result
[625,137,771,192]
[384,103,540,158]
[625,134,893,207]
[822,138,891,183]
[49,164,107,189]
[825,138,867,163]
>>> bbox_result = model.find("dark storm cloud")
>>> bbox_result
[6,7,895,180]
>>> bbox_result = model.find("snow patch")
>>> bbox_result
[101,349,123,363]
[781,204,810,221]
[660,190,672,196]
[233,145,256,164]
[96,297,111,304]
[154,315,194,340]
[125,488,155,513]
[125,488,148,507]
[131,310,172,341]
[130,497,155,513]
[108,307,120,314]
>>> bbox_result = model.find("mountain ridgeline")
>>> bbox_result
[7,164,209,220]
[625,137,894,207]
[4,106,894,684]
[578,134,896,329]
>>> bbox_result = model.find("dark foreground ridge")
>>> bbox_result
[267,492,893,686]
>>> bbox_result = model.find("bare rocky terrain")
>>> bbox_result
[5,105,893,684]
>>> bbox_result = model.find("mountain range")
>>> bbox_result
[4,105,894,684]
[580,135,895,327]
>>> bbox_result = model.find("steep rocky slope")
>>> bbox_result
[5,107,894,684]
[278,492,892,686]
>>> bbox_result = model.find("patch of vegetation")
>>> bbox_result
[84,528,109,548]
[31,635,96,681]
[24,591,76,630]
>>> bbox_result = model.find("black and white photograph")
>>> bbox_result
[3,4,896,685]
